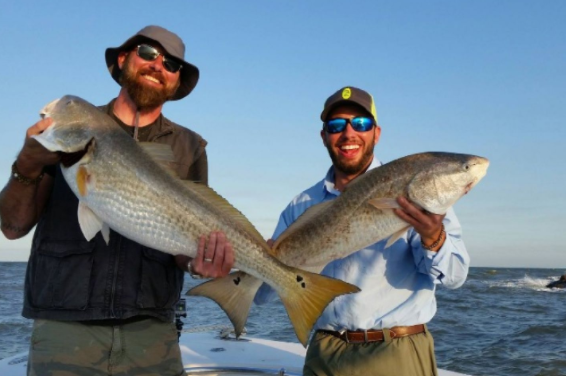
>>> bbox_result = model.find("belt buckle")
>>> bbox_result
[338,329,349,343]
[389,329,397,339]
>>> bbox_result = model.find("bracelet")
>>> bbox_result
[187,261,203,279]
[11,161,45,186]
[421,224,445,251]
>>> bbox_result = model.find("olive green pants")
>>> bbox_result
[304,326,437,376]
[27,318,186,376]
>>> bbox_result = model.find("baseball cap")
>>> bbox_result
[320,86,378,123]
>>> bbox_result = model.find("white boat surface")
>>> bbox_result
[0,325,470,375]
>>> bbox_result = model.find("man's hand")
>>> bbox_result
[17,118,60,176]
[393,196,446,251]
[176,231,235,278]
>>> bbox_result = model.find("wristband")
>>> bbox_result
[421,224,445,251]
[11,161,44,186]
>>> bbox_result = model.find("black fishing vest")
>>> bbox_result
[22,101,208,322]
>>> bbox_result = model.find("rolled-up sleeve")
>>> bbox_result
[411,208,470,288]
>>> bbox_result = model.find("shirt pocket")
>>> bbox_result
[30,240,95,310]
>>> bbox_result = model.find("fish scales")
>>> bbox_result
[70,127,272,275]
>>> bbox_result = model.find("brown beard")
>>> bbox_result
[119,54,180,110]
[325,136,376,176]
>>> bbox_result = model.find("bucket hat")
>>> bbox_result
[320,86,378,123]
[105,25,199,100]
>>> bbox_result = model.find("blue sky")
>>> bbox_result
[1,0,564,268]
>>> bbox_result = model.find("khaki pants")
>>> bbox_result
[27,318,186,376]
[304,326,437,376]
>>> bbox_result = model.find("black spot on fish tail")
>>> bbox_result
[296,275,303,282]
[301,282,306,288]
[233,276,241,286]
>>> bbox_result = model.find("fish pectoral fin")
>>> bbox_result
[186,271,263,338]
[367,198,401,210]
[78,202,104,242]
[139,142,179,178]
[385,226,410,248]
[279,268,360,347]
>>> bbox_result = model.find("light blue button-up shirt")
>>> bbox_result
[254,158,470,331]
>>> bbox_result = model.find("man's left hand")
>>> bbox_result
[393,196,445,251]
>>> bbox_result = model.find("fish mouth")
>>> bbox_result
[463,156,490,195]
[40,98,62,119]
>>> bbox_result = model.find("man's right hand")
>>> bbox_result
[17,118,60,176]
[0,118,59,240]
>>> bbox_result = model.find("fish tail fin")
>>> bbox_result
[278,268,360,347]
[186,271,262,338]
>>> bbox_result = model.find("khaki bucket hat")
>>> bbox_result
[105,25,199,100]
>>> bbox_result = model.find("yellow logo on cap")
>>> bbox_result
[342,88,352,99]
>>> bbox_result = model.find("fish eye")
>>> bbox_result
[464,164,470,170]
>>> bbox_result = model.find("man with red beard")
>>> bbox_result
[0,26,233,375]
[255,87,469,376]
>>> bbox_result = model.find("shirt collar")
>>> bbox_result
[106,98,169,139]
[322,157,383,196]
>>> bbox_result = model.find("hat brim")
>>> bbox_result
[105,35,199,101]
[320,100,376,122]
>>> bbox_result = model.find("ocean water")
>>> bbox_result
[0,263,564,376]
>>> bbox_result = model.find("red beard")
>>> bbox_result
[119,55,180,109]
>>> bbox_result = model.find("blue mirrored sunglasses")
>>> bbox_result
[136,44,183,73]
[323,117,375,134]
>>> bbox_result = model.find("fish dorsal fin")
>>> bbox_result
[181,180,267,246]
[273,201,333,249]
[138,142,179,178]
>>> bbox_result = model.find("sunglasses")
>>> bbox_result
[323,117,375,134]
[136,44,183,73]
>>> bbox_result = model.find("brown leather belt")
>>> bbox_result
[318,324,426,344]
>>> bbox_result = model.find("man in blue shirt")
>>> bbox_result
[255,86,469,376]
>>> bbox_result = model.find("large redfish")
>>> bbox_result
[32,95,360,347]
[189,152,489,337]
